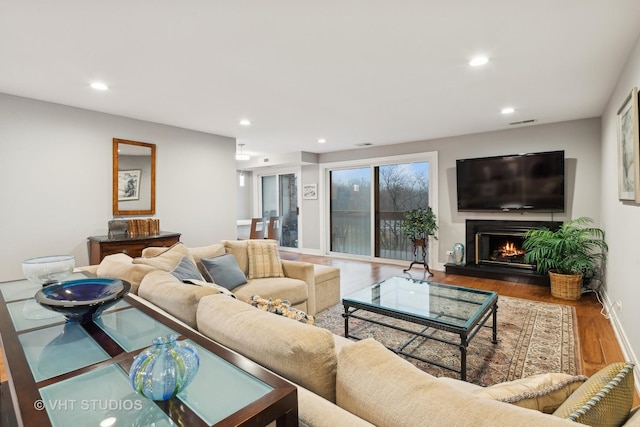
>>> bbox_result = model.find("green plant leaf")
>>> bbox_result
[522,217,607,275]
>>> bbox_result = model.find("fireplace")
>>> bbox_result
[475,230,531,269]
[445,219,561,285]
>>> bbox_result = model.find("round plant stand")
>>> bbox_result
[403,238,432,275]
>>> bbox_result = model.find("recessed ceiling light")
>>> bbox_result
[318,138,326,143]
[239,119,251,126]
[90,82,109,90]
[469,56,489,67]
[501,107,515,114]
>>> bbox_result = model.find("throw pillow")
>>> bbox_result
[553,362,635,427]
[249,294,314,324]
[474,372,588,413]
[133,242,195,271]
[170,256,204,282]
[246,240,284,279]
[199,254,247,291]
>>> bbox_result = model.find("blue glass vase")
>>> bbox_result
[453,243,465,265]
[130,334,199,401]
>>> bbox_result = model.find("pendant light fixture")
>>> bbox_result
[236,144,250,161]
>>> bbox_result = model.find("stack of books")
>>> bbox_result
[128,218,160,237]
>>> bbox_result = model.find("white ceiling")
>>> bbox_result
[2,1,640,159]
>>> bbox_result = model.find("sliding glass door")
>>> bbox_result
[329,168,371,255]
[375,162,430,261]
[327,154,436,263]
[260,172,298,248]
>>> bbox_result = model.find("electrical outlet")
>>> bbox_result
[446,250,453,256]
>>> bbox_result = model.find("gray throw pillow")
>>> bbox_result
[199,254,248,291]
[170,256,203,282]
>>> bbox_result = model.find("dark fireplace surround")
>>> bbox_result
[446,219,561,286]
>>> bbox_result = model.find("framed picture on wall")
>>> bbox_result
[617,87,640,202]
[303,184,318,200]
[118,169,141,201]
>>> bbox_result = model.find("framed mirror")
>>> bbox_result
[113,138,156,215]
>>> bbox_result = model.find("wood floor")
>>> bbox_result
[1,254,635,403]
[281,253,639,404]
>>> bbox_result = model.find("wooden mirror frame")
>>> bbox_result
[112,138,156,215]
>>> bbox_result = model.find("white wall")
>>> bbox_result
[0,94,237,281]
[300,164,321,251]
[600,34,640,368]
[316,118,602,265]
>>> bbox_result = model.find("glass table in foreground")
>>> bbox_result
[342,276,498,381]
[0,276,297,426]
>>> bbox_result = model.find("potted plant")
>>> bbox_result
[522,217,607,300]
[399,207,438,243]
[399,207,438,272]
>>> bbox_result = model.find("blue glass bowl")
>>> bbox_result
[34,278,131,323]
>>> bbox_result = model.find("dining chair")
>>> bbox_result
[249,217,267,239]
[267,216,283,241]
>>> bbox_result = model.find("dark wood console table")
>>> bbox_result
[88,231,181,265]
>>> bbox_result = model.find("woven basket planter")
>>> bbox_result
[549,271,583,300]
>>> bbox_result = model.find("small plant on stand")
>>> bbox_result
[399,207,438,274]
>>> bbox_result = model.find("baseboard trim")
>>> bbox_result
[601,290,639,396]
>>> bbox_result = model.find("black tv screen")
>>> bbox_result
[456,150,565,212]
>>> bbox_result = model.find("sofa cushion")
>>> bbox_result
[170,256,205,282]
[140,246,170,258]
[141,242,225,264]
[474,372,588,413]
[196,294,338,402]
[336,338,576,427]
[553,362,635,427]
[232,277,308,306]
[96,253,155,294]
[133,242,196,271]
[187,243,225,264]
[296,386,375,427]
[137,270,222,329]
[199,254,247,290]
[182,278,237,299]
[222,239,250,274]
[247,240,284,279]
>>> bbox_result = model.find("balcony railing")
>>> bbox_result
[331,210,430,262]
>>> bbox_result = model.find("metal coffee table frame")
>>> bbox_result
[342,277,498,381]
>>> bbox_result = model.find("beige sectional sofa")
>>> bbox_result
[86,239,640,426]
[84,239,319,326]
[195,293,640,427]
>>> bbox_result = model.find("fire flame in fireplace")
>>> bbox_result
[499,241,525,257]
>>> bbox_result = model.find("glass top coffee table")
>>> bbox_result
[0,274,297,426]
[342,276,498,381]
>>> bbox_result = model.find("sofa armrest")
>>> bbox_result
[281,260,316,314]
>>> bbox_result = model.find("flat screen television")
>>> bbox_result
[456,150,565,212]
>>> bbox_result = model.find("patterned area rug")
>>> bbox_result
[314,295,581,386]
